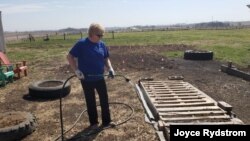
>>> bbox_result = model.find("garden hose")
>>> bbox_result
[55,74,134,141]
[59,75,75,141]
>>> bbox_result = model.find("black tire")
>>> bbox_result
[184,50,213,60]
[28,80,71,99]
[0,111,37,141]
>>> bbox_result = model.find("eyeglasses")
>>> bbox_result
[96,34,104,38]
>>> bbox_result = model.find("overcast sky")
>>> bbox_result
[1,0,250,31]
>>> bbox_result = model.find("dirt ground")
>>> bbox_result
[0,45,250,141]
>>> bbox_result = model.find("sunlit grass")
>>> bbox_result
[163,51,183,58]
[6,28,250,67]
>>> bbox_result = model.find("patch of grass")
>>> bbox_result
[5,28,250,67]
[163,51,183,58]
[207,45,250,66]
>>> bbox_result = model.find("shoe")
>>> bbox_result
[83,124,101,136]
[101,122,116,128]
[87,124,99,130]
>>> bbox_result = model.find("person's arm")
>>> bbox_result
[67,53,84,79]
[105,57,113,70]
[105,58,115,78]
[67,53,77,72]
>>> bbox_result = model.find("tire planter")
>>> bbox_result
[29,80,71,99]
[184,50,213,60]
[0,111,37,141]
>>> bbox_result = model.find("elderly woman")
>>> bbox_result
[67,23,115,129]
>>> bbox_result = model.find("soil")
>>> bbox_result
[38,81,63,87]
[0,45,249,141]
[0,112,26,128]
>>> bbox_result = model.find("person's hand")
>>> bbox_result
[108,67,115,79]
[75,69,84,79]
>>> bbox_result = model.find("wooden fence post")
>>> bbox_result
[63,33,66,40]
[112,31,115,39]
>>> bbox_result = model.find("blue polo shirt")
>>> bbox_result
[69,38,109,81]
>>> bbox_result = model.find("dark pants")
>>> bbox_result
[81,79,111,126]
